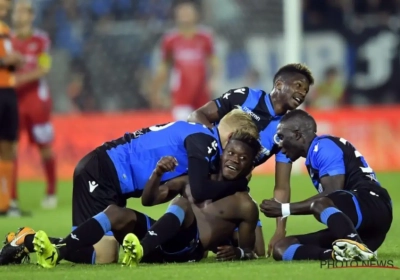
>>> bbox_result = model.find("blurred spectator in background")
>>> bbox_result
[150,1,219,121]
[244,67,262,89]
[11,0,57,214]
[307,67,345,109]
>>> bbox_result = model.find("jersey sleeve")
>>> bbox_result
[313,139,346,178]
[213,87,250,118]
[184,133,218,163]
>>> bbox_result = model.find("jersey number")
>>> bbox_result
[339,138,374,174]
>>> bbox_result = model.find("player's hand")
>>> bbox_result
[155,156,178,176]
[216,246,238,261]
[259,199,283,217]
[267,230,286,257]
[3,52,24,67]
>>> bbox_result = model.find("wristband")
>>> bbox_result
[238,248,244,259]
[281,203,291,218]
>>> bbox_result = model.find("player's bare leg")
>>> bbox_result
[0,141,17,216]
[39,145,57,209]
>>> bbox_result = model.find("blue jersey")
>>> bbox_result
[213,87,290,166]
[103,121,222,197]
[305,135,380,193]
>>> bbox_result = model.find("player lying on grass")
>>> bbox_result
[29,130,261,267]
[259,109,393,261]
[0,109,259,266]
[188,63,314,255]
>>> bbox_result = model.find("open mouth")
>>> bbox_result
[226,165,237,171]
[293,97,302,104]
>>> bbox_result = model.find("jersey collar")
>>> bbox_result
[265,93,277,117]
[212,127,224,155]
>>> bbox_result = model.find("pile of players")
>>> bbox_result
[0,63,392,267]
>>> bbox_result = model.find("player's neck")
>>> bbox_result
[178,26,197,38]
[15,26,33,39]
[269,90,287,115]
[303,135,317,157]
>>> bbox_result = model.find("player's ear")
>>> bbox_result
[275,80,283,91]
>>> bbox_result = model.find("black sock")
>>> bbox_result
[24,234,64,253]
[141,207,184,256]
[320,207,362,243]
[59,213,111,260]
[64,246,96,264]
[283,244,333,261]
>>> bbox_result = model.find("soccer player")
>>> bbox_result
[0,109,258,266]
[33,130,261,267]
[259,110,392,261]
[10,0,56,214]
[0,0,24,215]
[150,1,218,120]
[188,63,314,255]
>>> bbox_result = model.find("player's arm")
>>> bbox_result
[149,36,171,108]
[141,156,186,206]
[285,141,345,215]
[15,52,51,86]
[185,133,249,202]
[272,154,292,232]
[235,197,259,260]
[187,87,250,127]
[229,220,265,257]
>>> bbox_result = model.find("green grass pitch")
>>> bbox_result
[0,173,399,279]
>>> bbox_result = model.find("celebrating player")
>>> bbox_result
[188,63,314,255]
[0,0,24,215]
[260,110,392,261]
[31,130,261,267]
[9,0,56,215]
[0,109,258,266]
[150,1,218,120]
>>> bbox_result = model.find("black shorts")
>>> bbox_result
[0,88,18,141]
[129,210,204,264]
[295,184,393,251]
[72,147,126,235]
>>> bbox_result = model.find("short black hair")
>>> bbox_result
[273,63,314,85]
[280,109,317,133]
[229,130,262,158]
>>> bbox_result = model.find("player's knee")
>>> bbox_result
[93,236,119,264]
[103,204,132,230]
[310,197,335,215]
[38,145,53,159]
[170,196,191,213]
[273,237,300,261]
[0,141,17,160]
[167,197,191,225]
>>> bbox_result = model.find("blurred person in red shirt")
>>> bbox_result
[10,0,57,215]
[150,1,219,121]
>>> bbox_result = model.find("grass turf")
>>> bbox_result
[0,173,399,279]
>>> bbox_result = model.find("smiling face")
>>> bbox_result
[221,140,255,180]
[275,73,310,110]
[275,122,305,162]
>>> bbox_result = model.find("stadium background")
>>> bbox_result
[2,0,400,277]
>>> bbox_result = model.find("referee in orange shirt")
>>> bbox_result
[0,0,24,215]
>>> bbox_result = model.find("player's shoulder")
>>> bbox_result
[32,29,50,40]
[227,87,263,96]
[162,28,180,41]
[196,25,214,38]
[236,192,259,219]
[308,135,343,161]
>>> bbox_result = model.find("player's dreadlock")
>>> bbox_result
[229,130,262,158]
[280,109,317,134]
[273,63,315,85]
